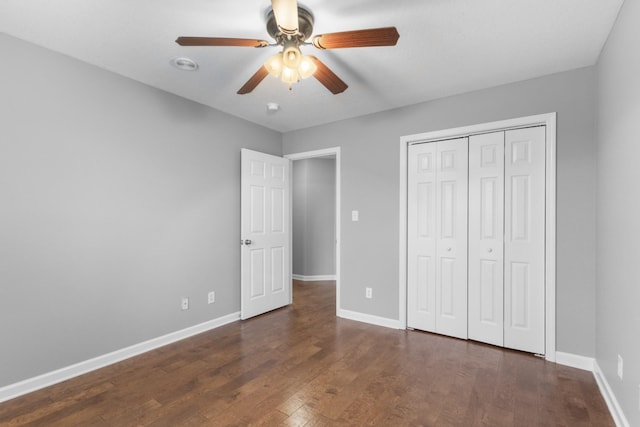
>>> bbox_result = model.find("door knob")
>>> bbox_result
[488,248,493,253]
[446,247,452,252]
[244,239,252,245]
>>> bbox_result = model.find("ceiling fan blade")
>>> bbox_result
[271,0,299,35]
[312,27,399,49]
[176,37,269,48]
[309,56,347,95]
[237,66,270,95]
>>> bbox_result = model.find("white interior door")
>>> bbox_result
[241,149,291,320]
[468,132,505,346]
[504,127,545,353]
[407,143,437,331]
[435,138,468,339]
[407,138,468,339]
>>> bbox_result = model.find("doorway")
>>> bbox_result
[285,147,341,314]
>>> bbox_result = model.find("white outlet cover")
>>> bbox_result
[208,291,215,304]
[351,210,359,221]
[181,297,189,310]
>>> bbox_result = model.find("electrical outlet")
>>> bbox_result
[352,210,359,222]
[617,354,623,379]
[365,287,372,299]
[208,291,215,304]
[181,297,189,311]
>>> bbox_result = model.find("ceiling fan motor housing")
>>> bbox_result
[266,6,314,43]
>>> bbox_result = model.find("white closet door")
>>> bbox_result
[407,138,468,338]
[504,127,545,354]
[468,132,505,346]
[407,143,437,331]
[435,138,468,339]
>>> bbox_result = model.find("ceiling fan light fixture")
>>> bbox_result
[282,38,315,82]
[265,44,315,87]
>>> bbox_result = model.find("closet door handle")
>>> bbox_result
[488,248,493,253]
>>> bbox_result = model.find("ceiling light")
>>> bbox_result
[263,45,316,90]
[171,57,198,71]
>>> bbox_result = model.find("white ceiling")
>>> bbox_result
[0,0,624,132]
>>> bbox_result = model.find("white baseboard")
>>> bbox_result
[555,351,595,371]
[0,311,241,404]
[338,309,402,329]
[292,274,336,281]
[593,360,630,427]
[552,352,629,426]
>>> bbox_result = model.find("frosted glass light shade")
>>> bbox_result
[264,53,284,77]
[281,66,299,84]
[282,46,302,69]
[298,55,317,79]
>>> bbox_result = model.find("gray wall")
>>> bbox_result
[0,34,282,387]
[596,0,640,424]
[292,159,336,277]
[284,67,597,357]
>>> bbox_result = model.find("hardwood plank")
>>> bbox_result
[0,280,614,426]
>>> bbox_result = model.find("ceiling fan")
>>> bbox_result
[175,0,399,95]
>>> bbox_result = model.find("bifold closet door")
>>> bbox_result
[407,142,437,331]
[468,132,505,347]
[468,126,545,354]
[407,138,468,339]
[504,126,545,354]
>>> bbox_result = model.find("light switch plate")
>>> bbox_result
[617,354,623,379]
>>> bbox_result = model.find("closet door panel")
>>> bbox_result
[435,138,468,339]
[468,132,505,346]
[504,126,545,354]
[407,143,437,331]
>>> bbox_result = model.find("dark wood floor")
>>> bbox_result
[0,280,613,426]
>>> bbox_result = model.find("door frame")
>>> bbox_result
[398,113,557,361]
[284,147,341,315]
